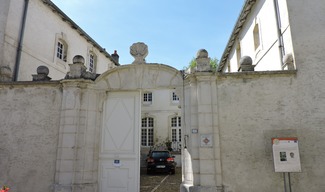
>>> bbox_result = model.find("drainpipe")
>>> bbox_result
[13,0,29,81]
[273,0,285,69]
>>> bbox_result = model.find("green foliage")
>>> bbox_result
[188,57,219,70]
[210,57,219,70]
[151,139,173,151]
[189,57,197,68]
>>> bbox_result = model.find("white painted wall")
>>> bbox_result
[142,88,181,144]
[140,88,182,166]
[226,0,294,72]
[1,0,116,81]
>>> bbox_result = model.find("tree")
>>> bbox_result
[188,57,219,70]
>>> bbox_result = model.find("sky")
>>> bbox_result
[51,0,245,70]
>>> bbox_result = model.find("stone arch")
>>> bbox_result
[95,63,183,90]
[95,63,183,192]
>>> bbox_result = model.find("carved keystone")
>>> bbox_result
[130,42,148,64]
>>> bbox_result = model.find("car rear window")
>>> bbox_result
[151,151,170,158]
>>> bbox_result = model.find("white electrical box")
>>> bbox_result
[272,137,302,172]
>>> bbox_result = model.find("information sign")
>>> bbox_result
[272,137,301,172]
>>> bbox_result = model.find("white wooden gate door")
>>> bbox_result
[99,92,140,192]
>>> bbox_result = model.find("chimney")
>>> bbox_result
[111,50,119,64]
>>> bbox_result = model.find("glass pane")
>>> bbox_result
[171,117,177,127]
[143,92,152,102]
[148,117,153,127]
[148,129,154,146]
[172,92,179,101]
[89,54,94,72]
[172,129,176,142]
[141,129,147,146]
[178,117,181,126]
[57,42,63,59]
[142,118,147,127]
[179,129,182,141]
[148,93,152,101]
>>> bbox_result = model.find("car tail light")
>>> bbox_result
[147,158,154,163]
[167,157,174,162]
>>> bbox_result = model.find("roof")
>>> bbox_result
[217,0,257,72]
[41,0,119,66]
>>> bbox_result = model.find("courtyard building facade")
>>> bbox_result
[0,0,325,192]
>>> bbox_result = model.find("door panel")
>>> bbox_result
[99,92,140,192]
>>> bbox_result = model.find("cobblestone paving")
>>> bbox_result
[140,167,182,192]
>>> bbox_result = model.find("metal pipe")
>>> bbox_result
[13,0,29,81]
[288,172,292,192]
[273,0,286,69]
[283,173,287,192]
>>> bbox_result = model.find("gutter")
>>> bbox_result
[13,0,29,81]
[273,0,285,69]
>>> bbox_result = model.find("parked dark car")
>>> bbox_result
[146,150,176,174]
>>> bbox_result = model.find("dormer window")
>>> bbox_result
[56,40,67,62]
[253,23,261,50]
[88,52,97,73]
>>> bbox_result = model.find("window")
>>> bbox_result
[171,116,181,151]
[172,92,179,102]
[56,40,67,62]
[57,41,64,60]
[171,116,181,127]
[143,92,152,104]
[253,23,261,50]
[141,117,154,146]
[227,61,231,72]
[88,52,96,73]
[236,42,241,71]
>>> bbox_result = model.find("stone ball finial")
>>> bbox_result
[130,42,148,64]
[32,65,51,81]
[73,55,85,64]
[0,66,12,82]
[196,49,209,59]
[283,53,293,64]
[283,53,295,70]
[240,56,255,71]
[239,56,253,66]
[67,55,87,79]
[37,66,49,75]
[195,49,211,72]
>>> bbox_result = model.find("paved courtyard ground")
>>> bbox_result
[140,167,182,192]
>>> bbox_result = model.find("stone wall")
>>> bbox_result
[217,71,314,192]
[218,71,325,192]
[184,69,325,192]
[0,82,62,191]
